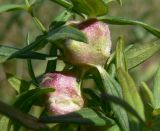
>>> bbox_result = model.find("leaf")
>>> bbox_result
[0,116,11,131]
[125,40,160,69]
[71,0,108,17]
[7,73,36,93]
[101,93,145,124]
[10,26,87,59]
[140,82,154,106]
[153,65,160,109]
[0,101,48,130]
[99,16,160,38]
[117,68,145,121]
[50,10,72,29]
[14,88,54,112]
[50,0,72,9]
[40,108,115,126]
[95,65,130,131]
[103,0,122,5]
[0,4,27,13]
[116,37,127,70]
[47,26,87,43]
[108,125,120,131]
[0,44,49,63]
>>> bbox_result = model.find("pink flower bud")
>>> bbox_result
[63,19,112,66]
[41,72,84,115]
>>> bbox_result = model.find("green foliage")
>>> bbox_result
[0,4,27,13]
[0,0,160,131]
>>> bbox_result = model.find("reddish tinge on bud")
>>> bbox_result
[41,72,84,115]
[63,19,112,66]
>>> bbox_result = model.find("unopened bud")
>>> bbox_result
[63,19,112,66]
[41,72,84,115]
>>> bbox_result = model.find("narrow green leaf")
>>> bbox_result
[50,0,72,9]
[99,16,160,38]
[153,65,160,109]
[0,45,49,63]
[40,108,115,126]
[101,93,145,124]
[71,0,108,17]
[47,26,87,43]
[140,82,154,106]
[117,68,145,121]
[0,101,48,130]
[0,4,27,13]
[103,0,122,5]
[116,37,127,70]
[50,10,72,29]
[7,73,36,93]
[108,125,120,131]
[125,40,160,69]
[95,65,129,131]
[11,26,87,58]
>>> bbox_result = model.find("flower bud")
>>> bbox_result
[41,72,84,115]
[63,19,112,66]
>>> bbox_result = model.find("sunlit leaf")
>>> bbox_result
[116,37,127,70]
[117,68,145,121]
[7,73,36,93]
[153,65,160,109]
[140,82,154,106]
[125,40,160,69]
[0,4,27,13]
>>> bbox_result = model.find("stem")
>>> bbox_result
[25,0,46,33]
[26,33,39,85]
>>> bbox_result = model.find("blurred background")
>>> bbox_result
[0,0,160,103]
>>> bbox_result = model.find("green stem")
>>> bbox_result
[25,0,46,33]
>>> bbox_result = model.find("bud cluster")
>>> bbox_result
[41,19,112,115]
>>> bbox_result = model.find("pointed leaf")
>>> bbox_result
[116,37,127,70]
[50,0,72,9]
[99,16,160,38]
[0,45,50,63]
[117,68,145,121]
[140,82,154,106]
[153,65,160,109]
[95,66,130,131]
[0,4,27,13]
[125,40,160,69]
